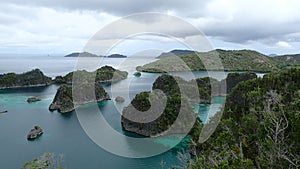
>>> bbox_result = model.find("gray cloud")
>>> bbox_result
[1,0,300,54]
[4,0,208,16]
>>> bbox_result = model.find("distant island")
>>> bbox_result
[137,49,300,73]
[0,69,52,89]
[106,54,127,58]
[64,52,127,58]
[64,52,99,57]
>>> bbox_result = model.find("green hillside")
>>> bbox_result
[137,49,280,73]
[273,54,300,69]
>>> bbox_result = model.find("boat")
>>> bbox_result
[0,110,8,114]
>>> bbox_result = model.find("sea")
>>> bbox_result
[0,55,262,169]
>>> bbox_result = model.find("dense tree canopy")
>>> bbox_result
[188,68,300,168]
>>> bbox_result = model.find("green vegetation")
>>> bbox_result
[22,153,64,169]
[0,69,52,89]
[187,68,300,168]
[137,49,280,73]
[273,54,300,70]
[49,83,110,113]
[54,65,128,84]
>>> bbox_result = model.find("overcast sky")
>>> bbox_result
[0,0,300,55]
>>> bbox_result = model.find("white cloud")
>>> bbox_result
[276,41,292,48]
[0,4,119,54]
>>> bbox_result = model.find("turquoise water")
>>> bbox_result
[0,56,229,169]
[197,97,226,124]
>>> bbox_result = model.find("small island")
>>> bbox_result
[27,126,43,140]
[49,83,110,113]
[27,96,42,103]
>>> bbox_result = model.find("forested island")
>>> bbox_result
[137,49,300,73]
[64,52,127,58]
[0,69,52,89]
[0,66,128,90]
[49,65,128,113]
[54,65,128,84]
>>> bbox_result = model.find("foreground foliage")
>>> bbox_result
[188,68,300,168]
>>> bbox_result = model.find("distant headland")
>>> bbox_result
[64,52,127,58]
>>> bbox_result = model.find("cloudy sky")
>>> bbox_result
[0,0,300,55]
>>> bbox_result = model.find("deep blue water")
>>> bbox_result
[0,55,230,169]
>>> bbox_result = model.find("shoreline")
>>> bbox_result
[0,83,51,90]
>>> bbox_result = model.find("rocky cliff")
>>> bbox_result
[49,83,110,113]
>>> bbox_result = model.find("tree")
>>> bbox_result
[22,153,65,169]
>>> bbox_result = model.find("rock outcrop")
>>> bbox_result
[115,96,125,102]
[27,126,43,140]
[27,96,42,103]
[133,71,141,77]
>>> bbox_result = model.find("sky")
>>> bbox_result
[0,0,300,56]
